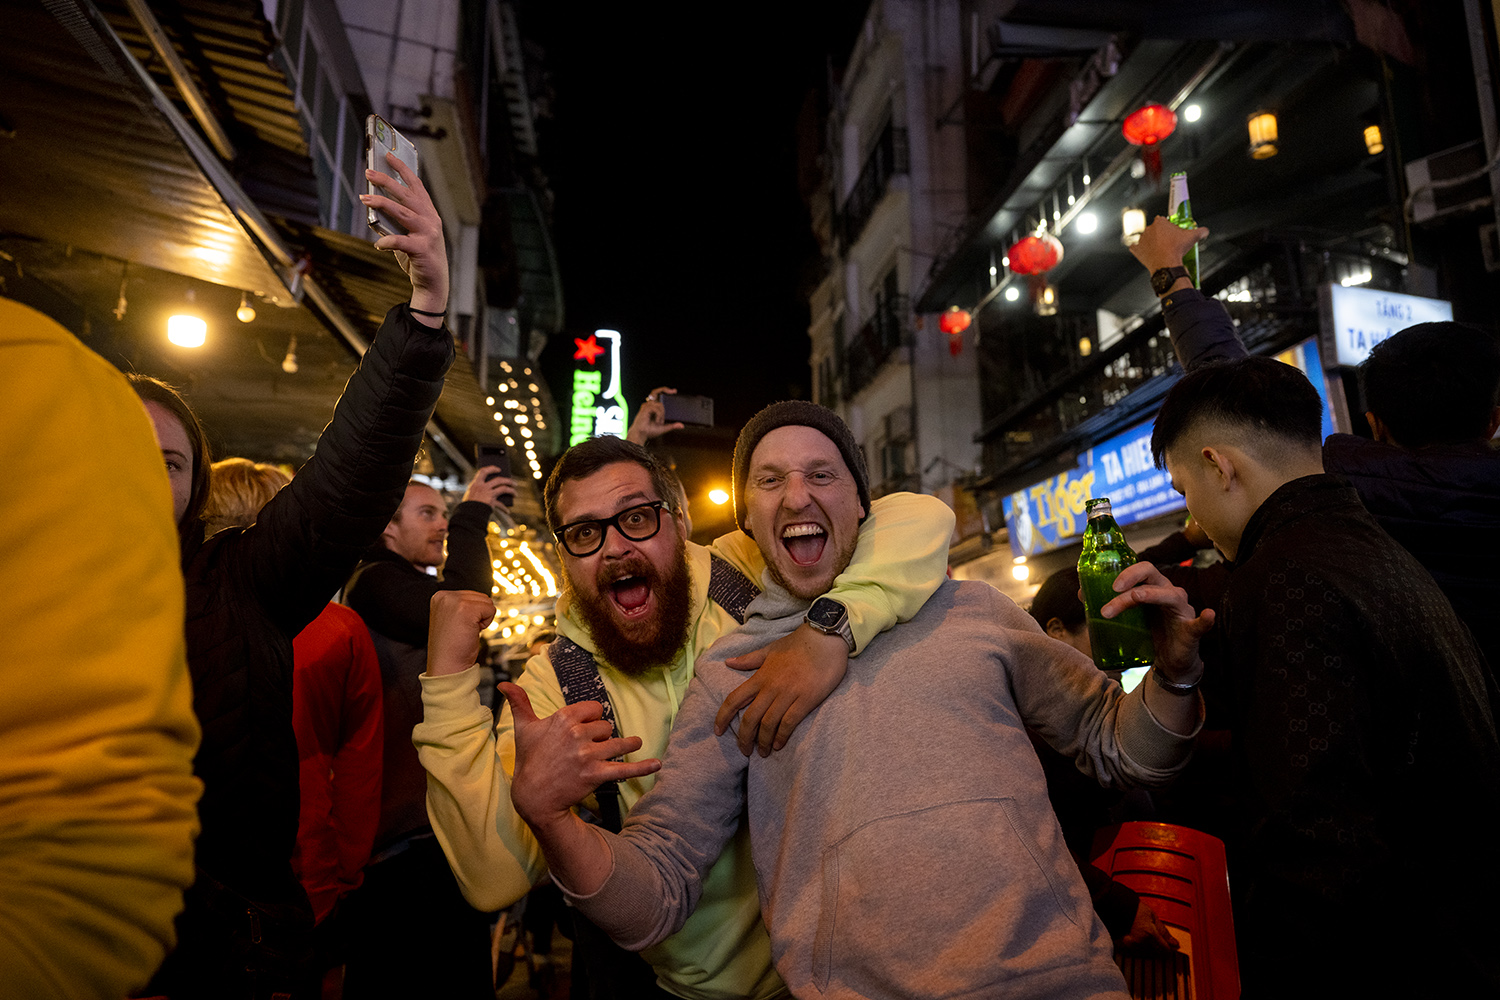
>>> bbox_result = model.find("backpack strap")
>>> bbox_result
[551,636,625,832]
[547,560,760,831]
[708,554,760,625]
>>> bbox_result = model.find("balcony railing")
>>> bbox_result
[842,294,909,398]
[839,122,909,247]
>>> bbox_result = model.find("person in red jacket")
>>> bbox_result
[290,604,383,924]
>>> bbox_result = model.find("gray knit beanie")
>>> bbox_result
[732,400,870,536]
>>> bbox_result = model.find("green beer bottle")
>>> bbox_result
[1167,171,1199,288]
[1077,498,1155,673]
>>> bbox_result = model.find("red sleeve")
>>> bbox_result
[327,606,384,897]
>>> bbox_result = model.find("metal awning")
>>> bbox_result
[0,0,290,298]
[1,0,505,477]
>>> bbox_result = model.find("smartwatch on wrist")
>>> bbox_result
[804,597,855,653]
[1150,266,1190,296]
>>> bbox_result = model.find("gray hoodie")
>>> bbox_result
[563,579,1200,1000]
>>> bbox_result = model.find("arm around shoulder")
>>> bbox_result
[830,491,954,653]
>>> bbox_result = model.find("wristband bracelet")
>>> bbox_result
[409,306,447,318]
[1149,667,1202,696]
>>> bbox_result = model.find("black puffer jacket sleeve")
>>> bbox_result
[235,304,455,637]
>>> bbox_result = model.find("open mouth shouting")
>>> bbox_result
[781,522,828,567]
[600,558,658,625]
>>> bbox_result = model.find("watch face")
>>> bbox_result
[807,598,846,630]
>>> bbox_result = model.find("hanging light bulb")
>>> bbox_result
[1121,208,1147,246]
[167,289,206,348]
[281,335,298,374]
[236,291,256,323]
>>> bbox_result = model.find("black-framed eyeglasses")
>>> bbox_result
[553,500,670,557]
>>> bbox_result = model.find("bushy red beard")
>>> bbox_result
[566,537,693,676]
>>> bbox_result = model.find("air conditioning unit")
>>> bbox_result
[1406,139,1493,225]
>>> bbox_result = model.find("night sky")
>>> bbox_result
[524,5,870,433]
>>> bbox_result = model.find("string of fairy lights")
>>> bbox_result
[483,521,560,642]
[475,360,562,645]
[486,360,548,481]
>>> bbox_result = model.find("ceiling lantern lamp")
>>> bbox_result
[1036,283,1059,317]
[1248,111,1279,159]
[1363,123,1384,155]
[1121,207,1147,246]
[1122,103,1177,184]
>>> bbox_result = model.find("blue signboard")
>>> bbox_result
[1002,420,1184,558]
[1002,336,1338,558]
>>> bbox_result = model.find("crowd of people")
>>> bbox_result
[3,154,1498,1000]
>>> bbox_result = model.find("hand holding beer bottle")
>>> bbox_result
[1128,217,1210,295]
[1079,498,1215,689]
[1167,172,1199,288]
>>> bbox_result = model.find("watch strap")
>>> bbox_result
[805,598,855,653]
[1150,266,1190,295]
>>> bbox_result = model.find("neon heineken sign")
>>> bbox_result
[570,328,629,445]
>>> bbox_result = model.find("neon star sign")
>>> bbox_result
[570,329,629,445]
[573,334,605,364]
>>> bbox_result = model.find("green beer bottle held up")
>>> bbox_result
[1078,498,1155,673]
[1168,171,1199,288]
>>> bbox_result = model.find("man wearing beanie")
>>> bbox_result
[418,410,957,1000]
[504,403,1211,1000]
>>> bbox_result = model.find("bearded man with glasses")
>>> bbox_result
[417,429,955,1000]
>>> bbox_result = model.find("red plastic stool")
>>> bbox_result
[1090,822,1239,1000]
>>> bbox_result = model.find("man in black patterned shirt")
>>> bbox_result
[1139,356,1500,998]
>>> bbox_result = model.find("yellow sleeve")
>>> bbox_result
[829,492,955,653]
[0,299,201,999]
[706,527,768,583]
[707,492,954,655]
[418,651,564,910]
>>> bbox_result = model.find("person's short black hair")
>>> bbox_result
[1029,566,1085,633]
[1360,322,1500,448]
[127,373,213,533]
[1151,357,1323,467]
[542,436,682,533]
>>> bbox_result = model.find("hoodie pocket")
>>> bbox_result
[810,797,1094,998]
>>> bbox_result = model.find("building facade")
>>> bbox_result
[906,0,1500,597]
[808,0,982,507]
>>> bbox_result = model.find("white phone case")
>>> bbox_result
[365,114,419,237]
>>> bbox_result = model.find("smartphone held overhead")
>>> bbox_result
[661,393,714,427]
[365,115,419,237]
[475,444,514,507]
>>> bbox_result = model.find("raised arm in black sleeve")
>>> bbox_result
[1160,288,1248,371]
[230,303,456,637]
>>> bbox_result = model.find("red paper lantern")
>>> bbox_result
[1122,103,1177,146]
[1007,233,1064,276]
[939,306,971,335]
[1122,103,1176,185]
